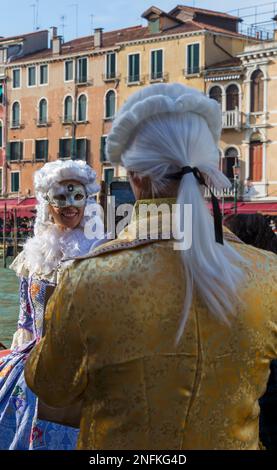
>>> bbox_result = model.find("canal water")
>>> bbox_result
[0,258,19,347]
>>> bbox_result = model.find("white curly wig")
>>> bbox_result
[106,83,247,346]
[18,159,102,277]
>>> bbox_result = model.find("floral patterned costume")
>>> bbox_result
[0,254,79,450]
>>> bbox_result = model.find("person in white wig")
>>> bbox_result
[0,159,103,450]
[25,84,277,450]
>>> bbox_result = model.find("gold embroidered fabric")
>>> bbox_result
[25,198,277,450]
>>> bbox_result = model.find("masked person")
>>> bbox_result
[0,159,103,450]
[25,84,277,450]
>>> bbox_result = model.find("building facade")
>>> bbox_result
[0,4,276,210]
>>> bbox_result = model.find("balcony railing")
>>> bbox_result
[62,116,74,125]
[125,74,145,86]
[148,72,169,83]
[222,109,241,130]
[102,73,121,82]
[10,120,21,129]
[204,185,236,199]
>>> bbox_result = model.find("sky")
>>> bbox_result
[1,0,276,41]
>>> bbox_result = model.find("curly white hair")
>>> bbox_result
[34,159,100,236]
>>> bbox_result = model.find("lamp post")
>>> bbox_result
[232,160,241,214]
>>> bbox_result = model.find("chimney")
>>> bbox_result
[50,26,58,40]
[52,36,62,54]
[94,28,103,48]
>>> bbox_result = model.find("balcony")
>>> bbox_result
[61,116,74,125]
[125,75,145,86]
[102,73,121,82]
[76,77,93,87]
[148,72,169,83]
[10,120,23,129]
[183,66,204,78]
[222,109,241,130]
[204,184,236,199]
[36,119,50,127]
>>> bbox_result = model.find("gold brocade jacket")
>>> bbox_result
[25,199,277,450]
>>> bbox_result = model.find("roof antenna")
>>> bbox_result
[70,3,79,38]
[90,14,94,35]
[30,0,39,31]
[60,14,67,40]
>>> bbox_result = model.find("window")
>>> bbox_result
[59,138,72,159]
[128,54,140,83]
[106,53,116,79]
[100,136,107,162]
[65,60,74,81]
[151,50,163,80]
[9,142,23,161]
[38,99,47,125]
[187,43,200,75]
[209,86,222,107]
[28,66,36,86]
[223,147,239,181]
[64,96,73,123]
[251,69,264,113]
[11,172,20,192]
[226,84,239,111]
[0,121,2,148]
[105,90,116,119]
[35,140,48,161]
[11,102,20,128]
[78,57,88,83]
[40,64,48,85]
[104,168,114,185]
[76,138,88,160]
[12,69,21,88]
[249,141,263,181]
[0,85,3,104]
[77,94,87,122]
[149,18,160,34]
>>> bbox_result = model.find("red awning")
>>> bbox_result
[207,201,277,216]
[0,197,37,218]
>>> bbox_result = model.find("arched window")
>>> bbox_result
[209,86,222,107]
[12,102,20,128]
[64,96,73,123]
[224,147,239,180]
[78,94,87,122]
[39,98,47,124]
[105,90,116,119]
[226,84,239,111]
[249,134,263,181]
[251,69,264,113]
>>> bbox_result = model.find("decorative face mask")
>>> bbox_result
[46,182,87,208]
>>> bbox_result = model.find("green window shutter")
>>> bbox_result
[43,140,49,161]
[188,44,200,74]
[11,172,19,192]
[151,50,163,79]
[71,138,77,159]
[59,139,63,158]
[100,136,107,162]
[19,141,23,160]
[129,54,139,82]
[6,142,11,161]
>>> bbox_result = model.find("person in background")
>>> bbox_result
[0,159,103,450]
[25,84,277,450]
[224,213,277,254]
[224,212,277,449]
